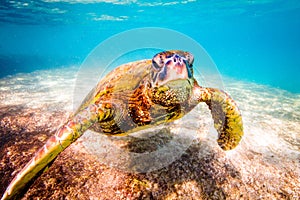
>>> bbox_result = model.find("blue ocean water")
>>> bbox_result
[0,0,300,93]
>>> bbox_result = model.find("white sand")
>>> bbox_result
[0,67,299,198]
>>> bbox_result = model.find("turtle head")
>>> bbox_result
[148,50,195,106]
[150,50,194,87]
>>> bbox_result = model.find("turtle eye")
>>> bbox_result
[189,64,194,76]
[185,52,194,66]
[152,59,162,70]
[184,60,194,77]
[152,53,164,71]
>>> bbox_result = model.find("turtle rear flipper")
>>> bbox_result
[193,83,243,150]
[1,103,112,200]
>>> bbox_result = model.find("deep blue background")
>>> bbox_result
[0,0,299,93]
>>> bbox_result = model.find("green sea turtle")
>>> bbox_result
[1,50,243,200]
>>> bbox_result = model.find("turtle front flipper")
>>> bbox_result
[1,103,112,200]
[193,82,243,150]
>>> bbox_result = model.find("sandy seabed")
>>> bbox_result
[0,67,299,199]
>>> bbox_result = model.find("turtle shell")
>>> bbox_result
[76,59,152,115]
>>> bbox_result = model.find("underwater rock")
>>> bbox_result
[0,104,299,200]
[0,69,299,199]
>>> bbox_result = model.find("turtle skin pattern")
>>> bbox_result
[1,50,243,200]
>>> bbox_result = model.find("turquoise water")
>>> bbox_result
[0,0,300,93]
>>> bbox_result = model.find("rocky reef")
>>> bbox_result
[0,69,299,199]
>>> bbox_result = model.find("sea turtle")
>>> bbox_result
[1,50,243,200]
